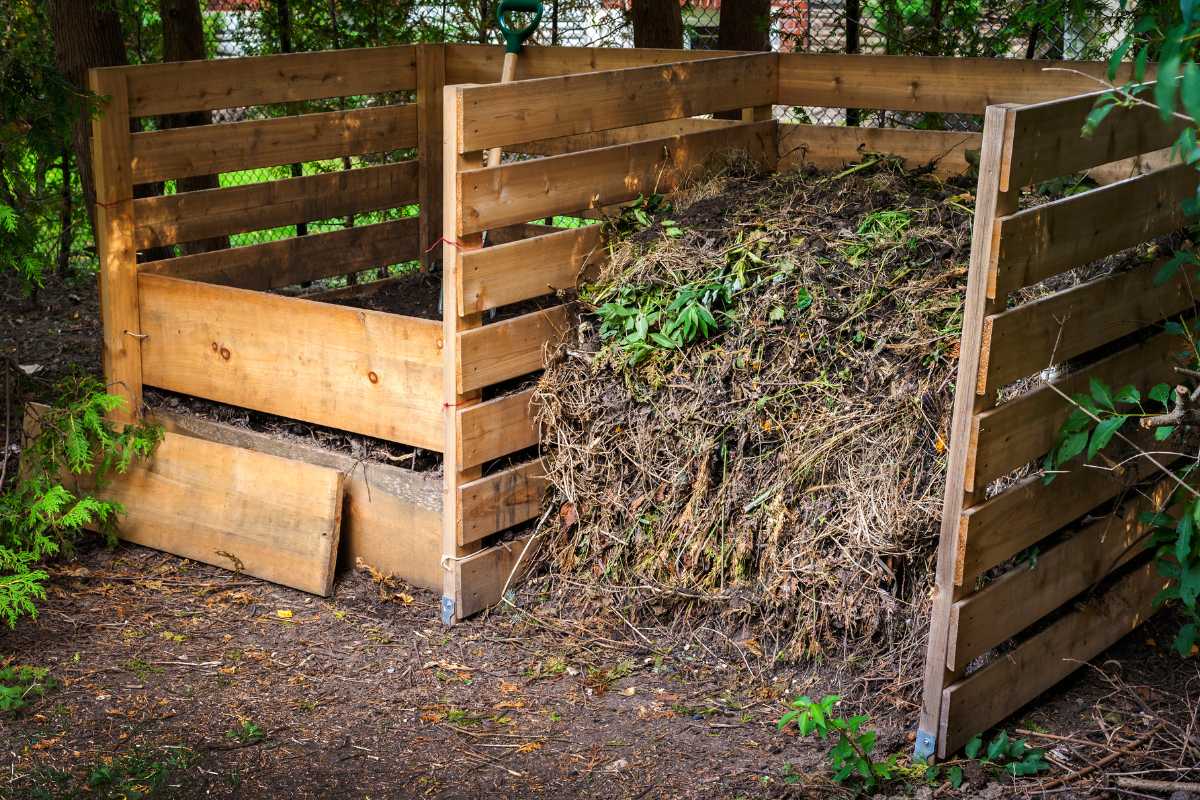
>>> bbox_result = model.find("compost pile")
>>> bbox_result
[529,156,978,679]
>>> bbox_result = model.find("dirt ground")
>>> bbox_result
[3,270,1199,799]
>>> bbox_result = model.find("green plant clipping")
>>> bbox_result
[0,665,57,713]
[778,694,896,791]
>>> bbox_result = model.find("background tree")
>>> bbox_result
[717,0,771,51]
[631,0,682,48]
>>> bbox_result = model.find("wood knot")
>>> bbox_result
[219,346,231,361]
[367,371,379,384]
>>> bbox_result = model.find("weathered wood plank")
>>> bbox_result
[121,45,418,117]
[140,217,419,290]
[457,389,538,470]
[138,273,444,451]
[453,535,532,620]
[133,160,419,250]
[940,560,1165,755]
[991,163,1196,298]
[456,54,776,152]
[778,124,979,175]
[459,225,603,314]
[456,120,777,235]
[512,117,738,156]
[458,459,546,546]
[130,103,418,184]
[458,305,572,393]
[444,43,743,85]
[417,43,446,269]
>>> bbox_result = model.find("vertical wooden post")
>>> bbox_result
[440,83,484,625]
[916,103,1019,761]
[89,67,143,422]
[418,44,446,270]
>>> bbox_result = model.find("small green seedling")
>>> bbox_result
[778,694,896,791]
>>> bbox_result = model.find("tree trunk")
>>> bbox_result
[161,0,227,255]
[57,150,73,274]
[717,0,771,52]
[631,0,683,49]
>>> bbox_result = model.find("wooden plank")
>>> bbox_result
[456,54,776,152]
[460,225,603,314]
[457,389,538,470]
[458,459,546,546]
[453,535,532,619]
[121,45,418,117]
[140,217,419,290]
[130,103,418,184]
[778,54,1151,115]
[458,305,572,393]
[417,43,446,269]
[990,163,1197,299]
[970,328,1188,490]
[444,43,743,85]
[133,160,419,250]
[512,118,738,156]
[138,273,444,451]
[89,68,143,422]
[89,430,345,596]
[1006,88,1186,190]
[456,120,777,235]
[979,256,1197,395]
[948,476,1167,670]
[150,406,443,591]
[778,124,980,176]
[940,560,1166,755]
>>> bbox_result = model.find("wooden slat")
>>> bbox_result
[456,54,776,152]
[131,103,418,184]
[140,217,419,290]
[778,124,980,175]
[513,118,738,156]
[444,43,743,85]
[453,535,532,619]
[121,45,417,117]
[460,225,603,314]
[458,305,572,393]
[138,273,444,451]
[779,54,1151,115]
[457,389,538,470]
[979,257,1196,395]
[948,477,1166,670]
[456,120,777,235]
[1006,88,1185,190]
[87,430,345,596]
[458,459,546,546]
[970,328,1187,490]
[151,406,443,591]
[417,43,446,269]
[940,560,1166,755]
[990,163,1196,298]
[89,69,142,421]
[133,160,419,250]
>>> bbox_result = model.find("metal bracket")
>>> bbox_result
[440,595,456,626]
[913,728,937,761]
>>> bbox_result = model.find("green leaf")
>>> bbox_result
[1156,53,1182,121]
[986,730,1009,762]
[1114,385,1141,404]
[1089,377,1114,410]
[948,765,964,788]
[1150,383,1173,405]
[1107,38,1132,81]
[1087,415,1126,460]
[1155,251,1195,285]
[1135,45,1150,83]
[1177,513,1195,563]
[1184,62,1200,124]
[1083,99,1116,137]
[1174,622,1197,656]
[795,287,813,312]
[1057,430,1089,465]
[1156,425,1177,441]
[964,734,983,760]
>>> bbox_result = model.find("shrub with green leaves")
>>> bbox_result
[0,374,162,627]
[0,664,57,713]
[963,730,1050,778]
[778,694,896,792]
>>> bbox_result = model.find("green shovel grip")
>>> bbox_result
[497,0,543,54]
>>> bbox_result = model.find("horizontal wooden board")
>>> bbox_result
[139,273,444,451]
[512,118,738,157]
[458,459,546,546]
[152,406,444,591]
[444,43,743,85]
[940,559,1165,756]
[778,124,979,175]
[457,389,538,470]
[456,54,776,152]
[970,328,1188,490]
[460,225,604,314]
[141,217,419,290]
[979,257,1196,395]
[119,45,418,117]
[1006,88,1186,190]
[779,54,1149,115]
[452,535,532,621]
[131,104,418,184]
[134,160,419,249]
[457,120,776,235]
[991,163,1197,298]
[458,305,572,393]
[88,429,345,595]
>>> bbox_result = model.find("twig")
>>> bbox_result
[1115,777,1200,793]
[1038,723,1165,790]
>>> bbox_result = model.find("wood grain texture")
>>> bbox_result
[457,54,776,152]
[444,43,743,84]
[458,459,546,546]
[457,120,777,234]
[457,389,538,470]
[778,124,979,175]
[121,45,418,116]
[453,535,532,619]
[138,273,444,451]
[457,305,572,393]
[133,160,419,249]
[512,118,738,156]
[417,43,446,269]
[459,225,603,314]
[140,217,419,290]
[130,104,417,184]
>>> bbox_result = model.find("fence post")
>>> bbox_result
[418,43,446,270]
[89,67,143,422]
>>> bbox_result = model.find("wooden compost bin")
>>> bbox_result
[92,43,1184,753]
